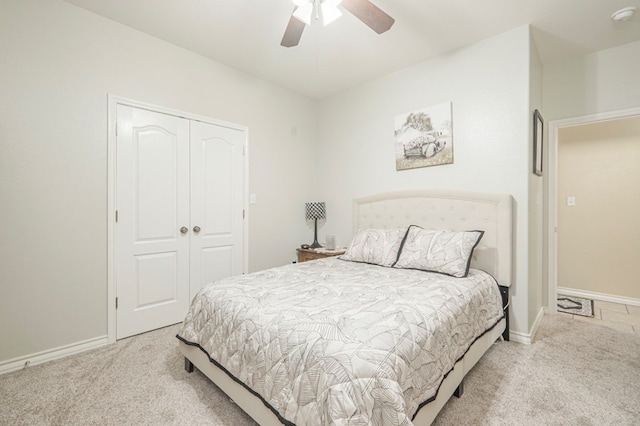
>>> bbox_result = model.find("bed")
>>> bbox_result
[177,190,513,425]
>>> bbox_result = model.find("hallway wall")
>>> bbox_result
[557,116,640,299]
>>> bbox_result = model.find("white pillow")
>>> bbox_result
[340,228,407,267]
[393,226,484,277]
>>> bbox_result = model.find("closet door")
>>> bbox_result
[115,105,190,339]
[189,121,245,300]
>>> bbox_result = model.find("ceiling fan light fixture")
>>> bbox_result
[611,6,637,22]
[282,0,393,48]
[293,2,313,25]
[321,2,343,26]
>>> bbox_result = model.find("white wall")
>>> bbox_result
[528,33,544,331]
[316,26,533,337]
[0,0,317,363]
[544,40,640,121]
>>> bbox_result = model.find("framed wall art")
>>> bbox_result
[533,109,544,176]
[394,102,453,171]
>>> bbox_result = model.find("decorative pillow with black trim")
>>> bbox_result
[393,225,484,278]
[340,228,407,267]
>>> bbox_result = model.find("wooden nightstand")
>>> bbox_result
[296,247,346,263]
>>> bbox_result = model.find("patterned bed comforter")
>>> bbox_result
[177,257,504,426]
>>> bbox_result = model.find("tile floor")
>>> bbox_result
[557,299,640,332]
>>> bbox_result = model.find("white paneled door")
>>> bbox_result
[189,121,245,300]
[115,105,244,339]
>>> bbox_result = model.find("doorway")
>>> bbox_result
[548,107,640,312]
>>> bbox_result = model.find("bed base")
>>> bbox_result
[179,317,506,426]
[180,340,284,426]
[499,285,510,341]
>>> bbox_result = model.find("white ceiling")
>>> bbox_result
[63,0,640,99]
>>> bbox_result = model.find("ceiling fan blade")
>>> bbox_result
[281,13,306,47]
[341,0,395,34]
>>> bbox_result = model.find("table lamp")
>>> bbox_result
[305,202,326,249]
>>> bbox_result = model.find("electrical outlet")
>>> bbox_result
[567,196,576,207]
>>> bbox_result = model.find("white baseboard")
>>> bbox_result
[529,307,545,341]
[557,287,640,307]
[509,307,545,345]
[509,330,531,345]
[0,335,108,375]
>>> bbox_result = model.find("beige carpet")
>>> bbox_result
[1,314,639,425]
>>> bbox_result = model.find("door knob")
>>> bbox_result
[193,226,201,233]
[180,226,188,234]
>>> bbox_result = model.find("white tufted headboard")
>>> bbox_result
[353,190,513,287]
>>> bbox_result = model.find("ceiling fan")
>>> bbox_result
[281,0,395,48]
